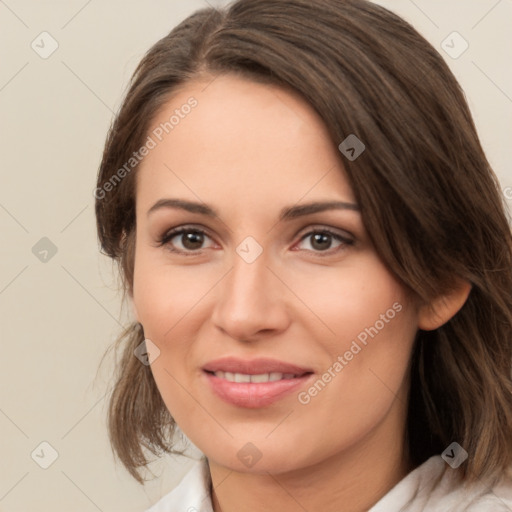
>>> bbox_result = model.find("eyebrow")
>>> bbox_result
[147,198,360,221]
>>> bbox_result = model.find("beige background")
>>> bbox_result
[0,1,511,511]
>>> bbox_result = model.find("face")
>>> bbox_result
[132,74,420,474]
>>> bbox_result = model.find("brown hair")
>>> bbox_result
[95,0,512,487]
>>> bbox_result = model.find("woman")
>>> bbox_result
[95,0,512,510]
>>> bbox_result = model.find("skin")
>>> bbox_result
[132,74,470,512]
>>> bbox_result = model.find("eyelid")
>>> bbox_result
[296,224,354,242]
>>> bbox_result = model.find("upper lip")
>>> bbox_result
[202,357,313,376]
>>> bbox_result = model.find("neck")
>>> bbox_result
[208,398,413,512]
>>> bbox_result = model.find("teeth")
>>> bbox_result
[251,373,271,383]
[213,371,297,383]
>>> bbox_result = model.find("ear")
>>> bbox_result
[418,279,472,331]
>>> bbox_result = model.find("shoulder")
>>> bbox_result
[144,457,213,512]
[370,455,512,511]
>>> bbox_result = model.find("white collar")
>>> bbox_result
[145,457,213,512]
[145,455,512,511]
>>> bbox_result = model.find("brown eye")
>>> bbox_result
[179,230,205,250]
[158,227,214,255]
[310,232,334,251]
[296,229,354,255]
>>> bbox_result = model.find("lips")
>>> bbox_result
[202,357,314,408]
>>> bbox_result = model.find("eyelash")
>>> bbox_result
[157,225,354,257]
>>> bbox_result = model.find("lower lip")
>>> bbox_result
[203,371,313,408]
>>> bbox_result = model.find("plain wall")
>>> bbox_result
[0,1,511,511]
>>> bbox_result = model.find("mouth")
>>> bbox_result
[205,370,305,383]
[202,357,314,408]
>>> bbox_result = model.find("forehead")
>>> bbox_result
[136,74,355,209]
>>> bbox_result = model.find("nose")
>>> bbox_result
[211,249,290,343]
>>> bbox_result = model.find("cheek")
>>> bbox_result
[289,253,411,345]
[132,251,210,419]
[292,256,417,409]
[132,248,214,339]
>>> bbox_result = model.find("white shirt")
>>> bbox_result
[145,455,512,511]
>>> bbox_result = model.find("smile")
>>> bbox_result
[211,371,299,383]
[202,357,314,408]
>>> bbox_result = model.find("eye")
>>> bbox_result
[158,226,215,255]
[294,228,354,255]
[157,225,354,257]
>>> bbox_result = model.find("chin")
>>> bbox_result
[200,434,325,475]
